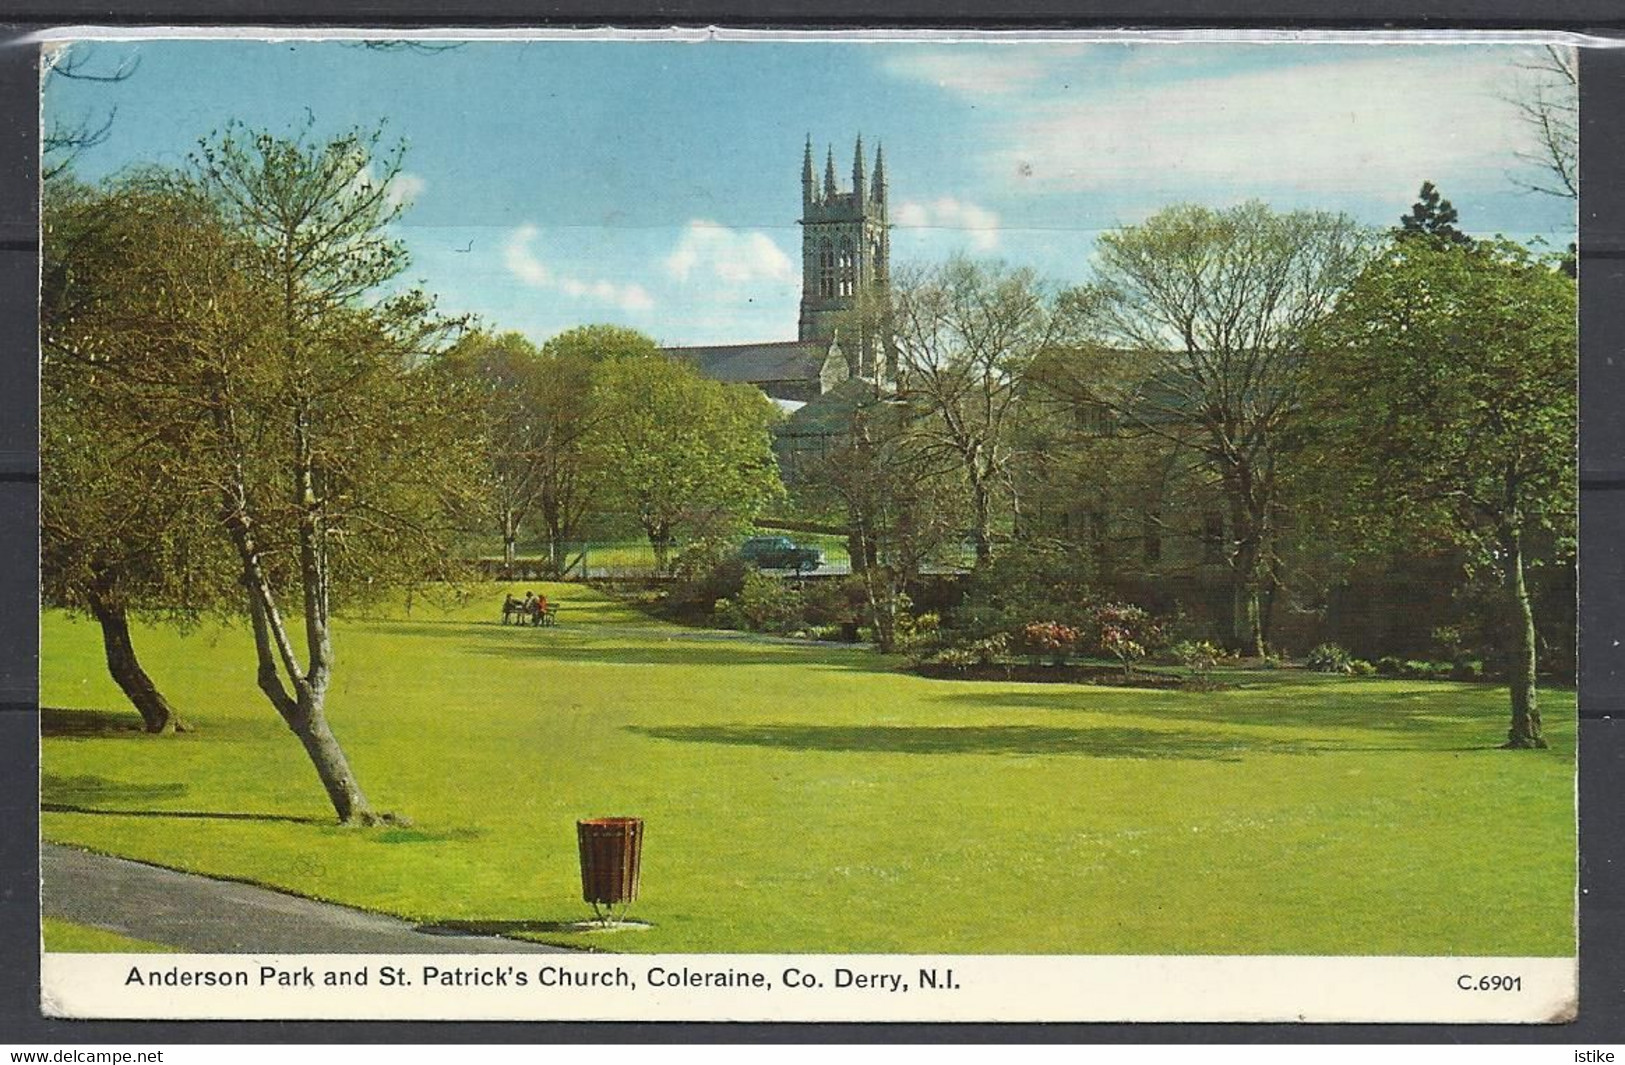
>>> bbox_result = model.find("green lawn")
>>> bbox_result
[40,584,1575,955]
[43,918,175,953]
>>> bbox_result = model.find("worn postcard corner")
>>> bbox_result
[38,27,1580,1024]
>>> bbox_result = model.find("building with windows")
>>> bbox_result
[665,136,895,403]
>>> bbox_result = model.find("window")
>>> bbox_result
[1142,513,1162,565]
[1202,513,1225,564]
[838,237,856,297]
[819,242,836,297]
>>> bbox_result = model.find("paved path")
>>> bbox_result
[42,843,570,953]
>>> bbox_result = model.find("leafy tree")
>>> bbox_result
[39,179,238,733]
[441,325,651,576]
[890,256,1088,566]
[586,353,783,574]
[1399,181,1473,246]
[178,121,477,821]
[441,331,563,575]
[536,326,663,569]
[1308,238,1575,748]
[1082,202,1372,655]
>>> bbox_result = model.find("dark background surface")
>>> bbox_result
[1,6,1620,1044]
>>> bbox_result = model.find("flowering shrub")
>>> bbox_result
[1170,639,1223,678]
[1305,642,1352,674]
[1019,621,1080,665]
[966,633,1010,666]
[1089,603,1162,676]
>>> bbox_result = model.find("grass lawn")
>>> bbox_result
[40,584,1575,955]
[43,918,175,953]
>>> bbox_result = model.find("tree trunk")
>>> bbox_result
[647,521,673,575]
[546,515,564,577]
[969,475,993,566]
[1501,525,1547,749]
[221,471,383,824]
[84,581,182,734]
[848,528,868,574]
[861,565,898,653]
[1228,532,1265,657]
[1230,578,1264,658]
[1221,462,1269,657]
[1259,552,1283,649]
[289,687,378,824]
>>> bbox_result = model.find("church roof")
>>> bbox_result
[664,340,830,385]
[776,378,889,438]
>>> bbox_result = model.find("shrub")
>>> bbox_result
[929,647,978,671]
[966,633,1010,666]
[1402,660,1432,678]
[1088,603,1162,676]
[1375,656,1404,676]
[1018,621,1080,666]
[1305,642,1352,674]
[801,579,859,627]
[1348,658,1376,676]
[893,611,941,656]
[1450,658,1484,681]
[955,541,1096,636]
[667,539,749,615]
[1170,639,1223,678]
[729,571,805,633]
[712,597,744,630]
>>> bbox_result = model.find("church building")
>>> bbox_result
[664,136,895,405]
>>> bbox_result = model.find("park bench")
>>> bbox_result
[501,597,560,627]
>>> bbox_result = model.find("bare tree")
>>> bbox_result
[1078,202,1372,655]
[890,256,1087,567]
[42,44,139,181]
[798,396,960,651]
[1509,45,1578,200]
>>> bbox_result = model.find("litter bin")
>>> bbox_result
[577,816,643,908]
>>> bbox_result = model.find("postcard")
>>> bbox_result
[37,28,1580,1023]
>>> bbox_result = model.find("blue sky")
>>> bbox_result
[44,35,1577,346]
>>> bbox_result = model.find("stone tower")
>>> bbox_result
[798,135,892,382]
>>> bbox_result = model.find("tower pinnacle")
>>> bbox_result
[803,135,816,206]
[853,135,866,202]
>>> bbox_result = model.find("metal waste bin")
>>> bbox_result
[577,816,643,908]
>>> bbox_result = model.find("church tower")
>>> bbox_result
[798,135,892,382]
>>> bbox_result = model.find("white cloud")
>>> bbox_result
[386,171,426,208]
[349,164,426,209]
[503,224,552,286]
[503,224,654,313]
[664,220,794,284]
[894,197,1002,250]
[882,47,1076,97]
[989,50,1536,201]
